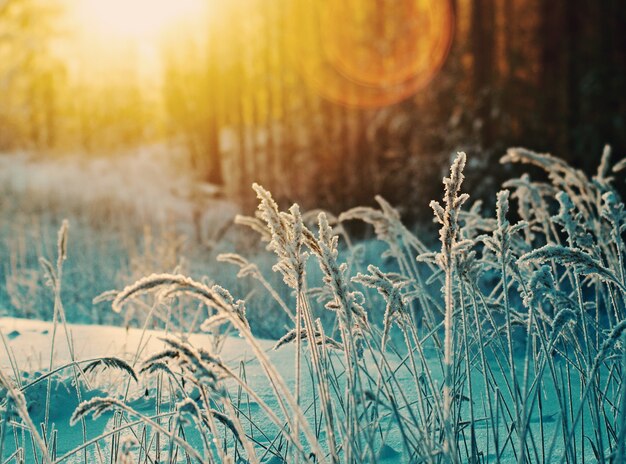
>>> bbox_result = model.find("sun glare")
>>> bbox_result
[76,0,204,42]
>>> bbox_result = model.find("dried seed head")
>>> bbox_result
[57,219,69,265]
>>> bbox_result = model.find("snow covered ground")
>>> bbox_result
[0,315,424,463]
[0,317,284,462]
[0,316,577,463]
[0,316,411,462]
[0,317,270,375]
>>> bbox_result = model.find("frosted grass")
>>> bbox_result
[2,146,626,462]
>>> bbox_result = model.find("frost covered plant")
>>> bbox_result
[314,213,367,332]
[483,189,529,268]
[549,307,577,343]
[71,396,207,462]
[601,191,626,285]
[0,371,50,463]
[142,338,257,462]
[501,148,593,214]
[312,213,368,459]
[554,191,592,250]
[520,245,625,291]
[273,328,343,351]
[503,173,544,242]
[341,195,435,329]
[113,274,249,330]
[252,183,307,291]
[217,252,293,320]
[340,195,430,260]
[111,273,326,463]
[9,145,626,463]
[430,151,468,463]
[353,265,410,351]
[250,185,340,463]
[523,265,574,323]
[484,190,524,425]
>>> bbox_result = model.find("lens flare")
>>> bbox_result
[287,0,453,108]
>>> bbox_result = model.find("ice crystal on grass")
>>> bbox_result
[83,357,138,382]
[353,265,410,349]
[602,191,626,240]
[113,273,250,330]
[520,245,624,289]
[550,308,577,341]
[70,397,123,426]
[430,152,469,463]
[315,212,367,327]
[431,152,468,270]
[159,338,223,393]
[217,253,263,280]
[273,328,343,351]
[253,183,307,290]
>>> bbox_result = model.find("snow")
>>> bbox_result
[0,317,269,461]
[0,317,409,462]
[0,317,276,377]
[0,318,582,463]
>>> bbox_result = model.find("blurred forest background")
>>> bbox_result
[1,0,625,220]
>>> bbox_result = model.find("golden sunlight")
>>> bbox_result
[76,0,204,42]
